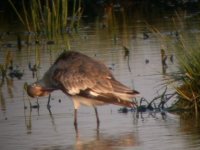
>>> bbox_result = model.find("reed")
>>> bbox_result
[8,0,27,30]
[30,0,69,39]
[8,0,81,40]
[148,12,200,117]
[0,51,13,81]
[165,31,200,117]
[8,0,82,80]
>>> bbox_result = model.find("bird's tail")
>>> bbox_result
[109,79,139,107]
[111,98,137,108]
[111,79,139,95]
[79,79,139,108]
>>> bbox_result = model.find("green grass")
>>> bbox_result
[169,35,200,117]
[8,0,81,40]
[8,0,82,74]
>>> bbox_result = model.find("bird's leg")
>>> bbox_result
[73,98,80,128]
[47,94,51,109]
[74,109,78,127]
[94,107,100,126]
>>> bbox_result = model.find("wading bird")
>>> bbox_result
[27,51,139,127]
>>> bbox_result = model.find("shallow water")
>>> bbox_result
[1,10,200,150]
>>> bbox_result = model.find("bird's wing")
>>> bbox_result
[91,77,139,101]
[53,67,102,95]
[51,52,139,107]
[51,52,113,95]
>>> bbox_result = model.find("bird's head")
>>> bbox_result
[27,81,54,98]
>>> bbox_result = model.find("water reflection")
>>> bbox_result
[30,111,200,150]
[0,76,14,116]
[177,118,200,149]
[5,77,14,98]
[33,130,139,150]
[0,86,6,112]
[23,94,59,134]
[180,118,200,131]
[73,132,139,150]
[24,106,32,134]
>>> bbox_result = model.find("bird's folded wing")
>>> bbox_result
[53,66,138,100]
[51,52,139,105]
[92,78,139,101]
[52,66,112,95]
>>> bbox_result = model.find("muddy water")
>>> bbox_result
[1,12,200,150]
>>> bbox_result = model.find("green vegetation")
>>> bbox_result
[167,34,200,117]
[8,0,81,40]
[7,0,82,78]
[148,13,200,117]
[0,51,12,82]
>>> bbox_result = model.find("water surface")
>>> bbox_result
[0,11,200,150]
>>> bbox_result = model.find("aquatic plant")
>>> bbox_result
[170,46,200,117]
[166,32,200,117]
[147,13,200,117]
[8,0,82,82]
[8,0,81,40]
[0,51,13,81]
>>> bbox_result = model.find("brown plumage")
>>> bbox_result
[27,51,139,126]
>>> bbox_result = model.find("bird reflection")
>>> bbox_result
[24,106,32,134]
[33,129,139,150]
[74,132,138,150]
[23,98,57,134]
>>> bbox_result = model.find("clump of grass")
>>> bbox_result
[169,37,200,117]
[147,13,200,117]
[8,0,82,40]
[8,0,82,78]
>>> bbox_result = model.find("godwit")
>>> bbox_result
[27,51,139,126]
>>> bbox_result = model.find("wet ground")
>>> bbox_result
[1,10,200,150]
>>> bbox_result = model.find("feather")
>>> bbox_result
[43,51,139,106]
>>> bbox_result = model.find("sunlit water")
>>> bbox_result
[1,11,200,150]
